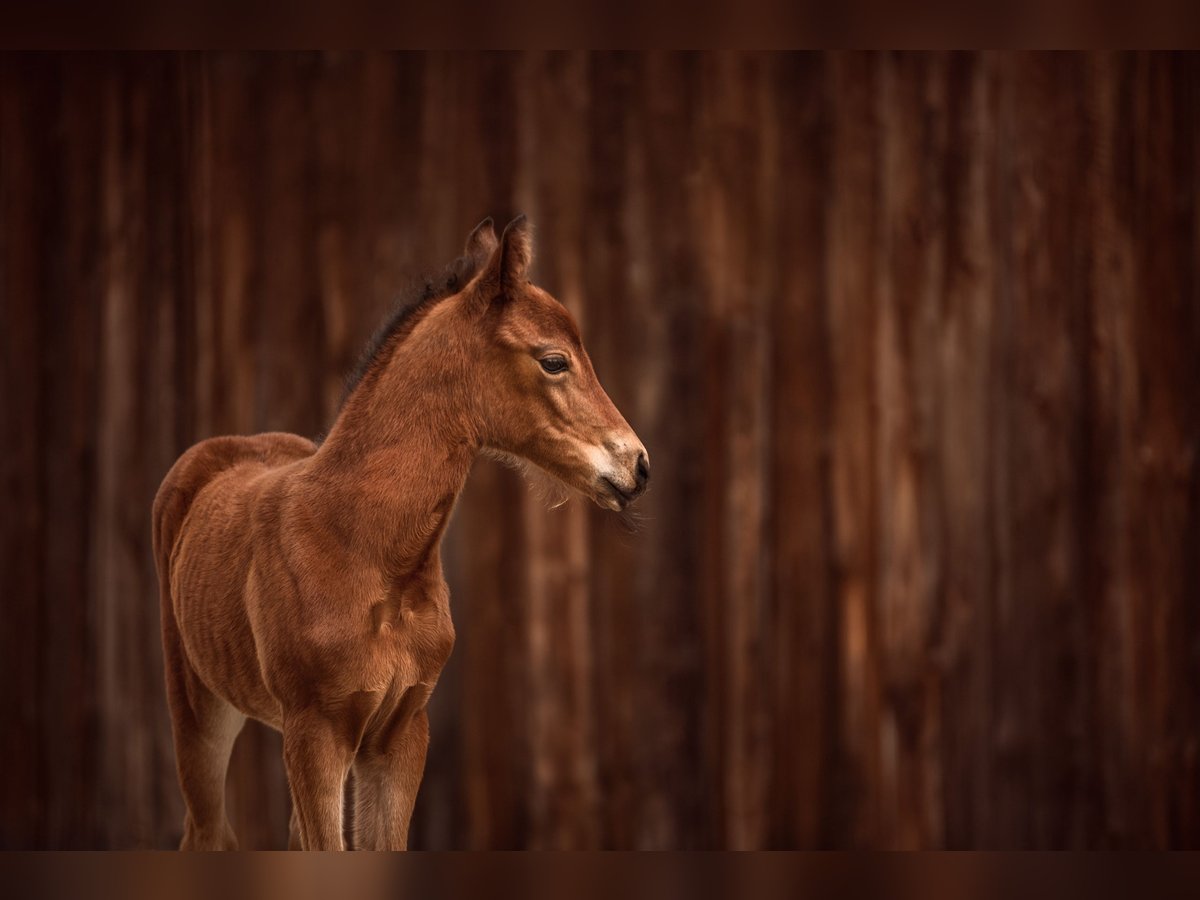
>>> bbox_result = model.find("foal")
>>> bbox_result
[152,217,648,850]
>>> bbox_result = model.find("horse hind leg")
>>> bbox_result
[168,670,245,849]
[162,613,245,849]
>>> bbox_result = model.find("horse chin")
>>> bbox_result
[593,477,631,512]
[590,492,623,512]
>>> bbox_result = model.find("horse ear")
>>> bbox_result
[498,214,533,281]
[471,214,533,309]
[464,217,498,268]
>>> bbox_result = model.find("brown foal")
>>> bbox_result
[152,217,648,850]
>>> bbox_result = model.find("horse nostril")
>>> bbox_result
[635,452,650,487]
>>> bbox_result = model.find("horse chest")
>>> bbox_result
[363,589,455,688]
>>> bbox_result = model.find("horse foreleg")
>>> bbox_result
[352,707,430,850]
[282,710,355,850]
[288,805,303,850]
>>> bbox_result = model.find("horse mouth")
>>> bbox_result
[599,476,633,510]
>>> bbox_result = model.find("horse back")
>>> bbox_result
[153,432,316,572]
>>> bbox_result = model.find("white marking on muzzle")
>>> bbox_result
[585,442,619,481]
[586,434,644,485]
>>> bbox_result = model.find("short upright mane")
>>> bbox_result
[337,251,480,412]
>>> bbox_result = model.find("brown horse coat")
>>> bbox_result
[153,217,648,850]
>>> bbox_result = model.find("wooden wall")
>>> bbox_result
[2,52,1199,849]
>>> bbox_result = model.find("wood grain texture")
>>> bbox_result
[2,51,1198,849]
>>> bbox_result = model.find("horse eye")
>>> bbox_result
[539,356,569,374]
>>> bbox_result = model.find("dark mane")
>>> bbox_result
[336,251,480,413]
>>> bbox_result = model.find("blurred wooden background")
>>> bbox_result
[2,52,1199,849]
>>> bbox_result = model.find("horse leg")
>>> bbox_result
[353,707,430,851]
[288,805,303,850]
[163,626,245,850]
[282,710,355,850]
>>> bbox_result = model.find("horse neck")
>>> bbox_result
[306,320,480,573]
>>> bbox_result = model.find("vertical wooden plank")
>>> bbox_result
[935,52,999,849]
[92,54,190,848]
[626,51,708,849]
[255,54,324,438]
[992,53,1095,848]
[733,52,775,851]
[310,52,369,425]
[208,55,261,439]
[767,53,838,849]
[694,52,775,849]
[580,51,641,849]
[693,52,745,849]
[1086,49,1136,848]
[94,57,155,847]
[1179,50,1200,849]
[119,54,186,847]
[187,53,216,454]
[1125,51,1200,847]
[825,50,884,847]
[355,51,426,342]
[36,57,104,848]
[873,51,947,849]
[0,55,51,849]
[978,54,1019,847]
[1061,54,1105,851]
